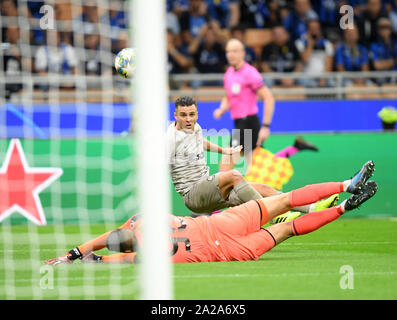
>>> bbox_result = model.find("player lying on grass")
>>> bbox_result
[46,161,376,265]
[169,96,320,220]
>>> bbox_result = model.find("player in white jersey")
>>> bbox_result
[167,96,335,215]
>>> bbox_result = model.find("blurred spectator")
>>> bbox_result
[168,0,190,18]
[389,0,397,35]
[1,0,18,16]
[311,0,338,23]
[25,1,46,45]
[101,0,127,42]
[111,30,128,56]
[167,29,193,74]
[370,17,397,83]
[266,0,288,27]
[167,8,181,36]
[357,0,388,47]
[74,1,100,35]
[179,0,209,45]
[3,26,29,99]
[84,32,112,89]
[188,22,227,86]
[230,26,257,67]
[84,34,102,76]
[385,0,395,13]
[239,0,270,29]
[311,0,344,43]
[111,30,130,90]
[295,19,334,87]
[35,29,78,90]
[261,25,302,87]
[206,0,240,28]
[335,24,371,85]
[27,0,44,17]
[348,0,369,17]
[283,0,318,41]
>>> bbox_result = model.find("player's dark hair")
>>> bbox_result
[106,228,137,253]
[175,96,197,110]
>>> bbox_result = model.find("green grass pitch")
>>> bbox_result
[1,218,396,300]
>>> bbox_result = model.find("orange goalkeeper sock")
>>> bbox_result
[289,182,344,208]
[291,206,344,235]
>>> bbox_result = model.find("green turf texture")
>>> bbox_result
[1,218,396,300]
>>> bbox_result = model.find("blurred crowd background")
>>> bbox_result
[1,0,397,100]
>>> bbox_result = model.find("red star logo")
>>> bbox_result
[0,139,63,225]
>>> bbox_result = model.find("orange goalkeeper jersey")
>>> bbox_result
[125,200,275,263]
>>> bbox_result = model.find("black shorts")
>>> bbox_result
[230,114,261,152]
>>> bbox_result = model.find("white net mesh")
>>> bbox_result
[0,0,141,299]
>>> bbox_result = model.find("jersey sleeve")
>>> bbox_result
[295,39,305,53]
[248,66,265,91]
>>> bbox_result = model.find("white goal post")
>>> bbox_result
[132,0,173,300]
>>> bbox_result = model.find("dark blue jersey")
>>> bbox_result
[335,43,369,71]
[370,40,397,70]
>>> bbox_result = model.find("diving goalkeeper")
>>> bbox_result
[46,161,376,264]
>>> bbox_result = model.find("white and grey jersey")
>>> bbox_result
[167,122,210,196]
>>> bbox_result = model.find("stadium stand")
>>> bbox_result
[1,0,397,103]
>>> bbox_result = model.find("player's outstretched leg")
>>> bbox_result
[270,194,340,225]
[291,181,378,235]
[265,181,378,245]
[288,182,344,208]
[288,160,375,208]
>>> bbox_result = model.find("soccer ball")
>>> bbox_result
[114,48,136,79]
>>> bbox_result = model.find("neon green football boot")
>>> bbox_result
[269,211,301,225]
[313,194,340,211]
[269,194,340,225]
